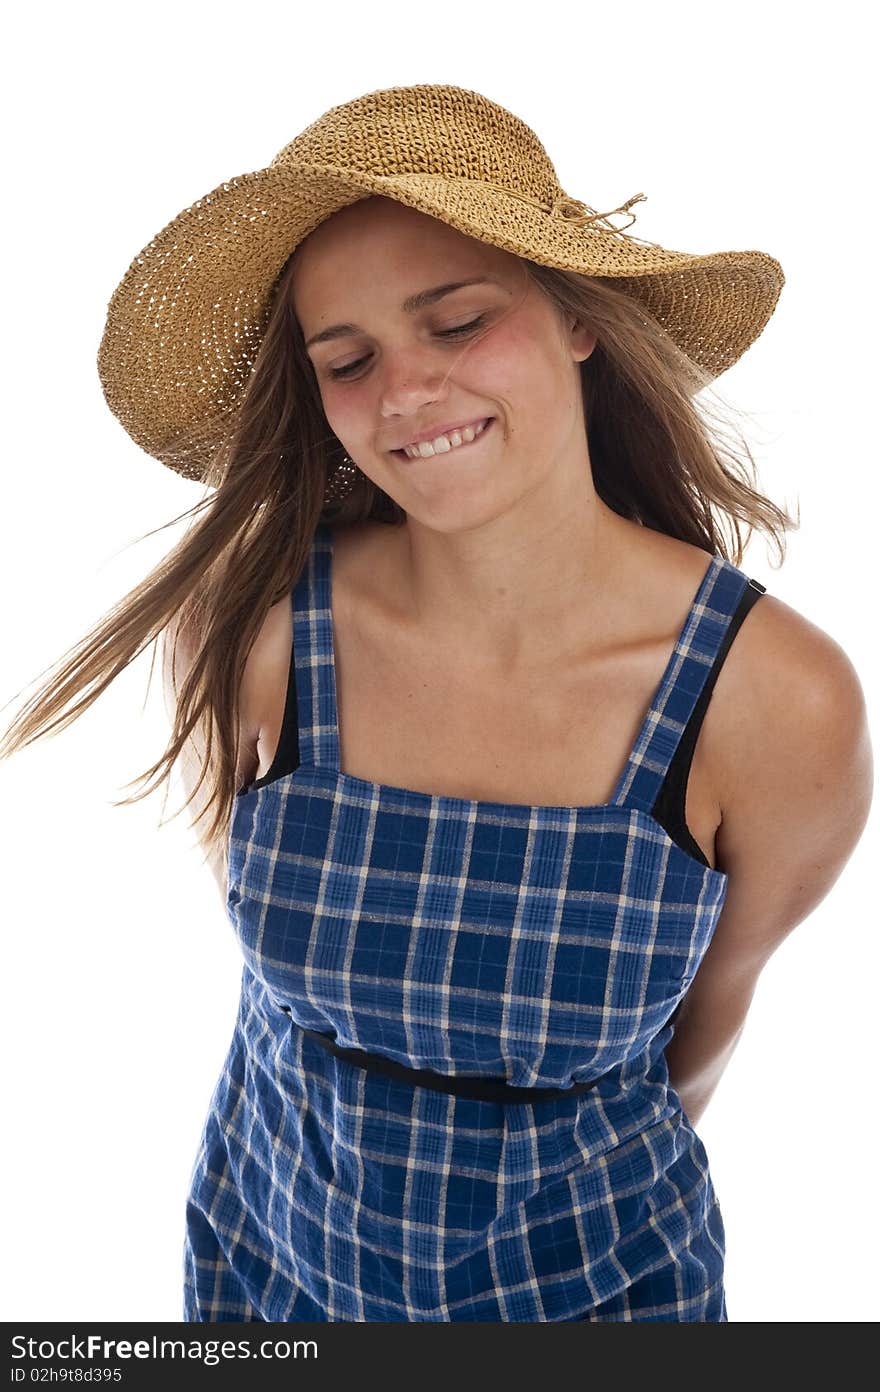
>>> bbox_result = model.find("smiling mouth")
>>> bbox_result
[391,417,495,460]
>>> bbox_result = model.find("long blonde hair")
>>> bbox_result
[0,230,798,879]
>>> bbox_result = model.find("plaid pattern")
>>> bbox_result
[183,523,755,1322]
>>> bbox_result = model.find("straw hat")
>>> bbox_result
[96,83,784,483]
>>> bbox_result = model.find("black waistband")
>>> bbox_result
[295,1022,610,1104]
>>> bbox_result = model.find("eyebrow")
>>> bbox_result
[303,276,503,350]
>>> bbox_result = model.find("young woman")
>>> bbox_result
[1,84,871,1322]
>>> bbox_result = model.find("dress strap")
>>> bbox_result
[291,522,340,771]
[293,526,766,802]
[610,556,766,815]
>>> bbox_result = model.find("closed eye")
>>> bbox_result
[326,316,488,380]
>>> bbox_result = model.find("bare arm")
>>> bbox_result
[160,620,261,906]
[665,596,874,1126]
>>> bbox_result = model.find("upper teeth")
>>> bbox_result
[402,418,490,458]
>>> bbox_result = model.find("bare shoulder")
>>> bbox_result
[239,591,293,740]
[707,586,871,811]
[231,522,389,778]
[701,584,872,969]
[160,603,265,795]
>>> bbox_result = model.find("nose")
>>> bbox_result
[378,344,456,420]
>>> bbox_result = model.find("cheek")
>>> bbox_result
[431,326,533,412]
[478,331,563,434]
[477,313,558,387]
[318,389,370,443]
[318,316,559,443]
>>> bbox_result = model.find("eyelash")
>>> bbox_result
[326,315,488,380]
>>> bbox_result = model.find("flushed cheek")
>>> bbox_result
[320,332,547,449]
[470,339,552,412]
[320,399,373,451]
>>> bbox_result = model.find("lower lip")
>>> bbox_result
[393,417,495,461]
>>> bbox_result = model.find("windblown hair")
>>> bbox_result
[0,219,798,887]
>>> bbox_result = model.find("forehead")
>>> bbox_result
[290,196,517,318]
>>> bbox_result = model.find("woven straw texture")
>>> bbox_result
[96,84,784,482]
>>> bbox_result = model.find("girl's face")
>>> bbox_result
[291,196,596,533]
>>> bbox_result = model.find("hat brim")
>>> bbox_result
[97,161,784,479]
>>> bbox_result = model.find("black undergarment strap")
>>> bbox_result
[294,1021,613,1104]
[250,637,300,790]
[651,576,767,864]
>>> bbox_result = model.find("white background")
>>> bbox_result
[2,0,876,1324]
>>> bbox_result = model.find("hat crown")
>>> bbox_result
[96,82,785,480]
[270,83,563,205]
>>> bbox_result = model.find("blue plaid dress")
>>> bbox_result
[183,522,757,1322]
